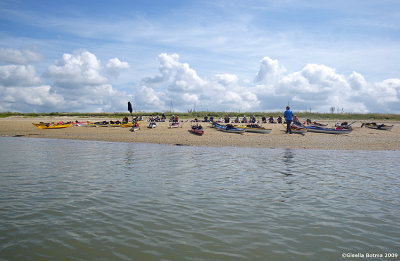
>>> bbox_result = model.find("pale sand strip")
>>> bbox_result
[0,117,399,151]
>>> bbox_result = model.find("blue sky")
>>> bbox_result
[0,0,399,113]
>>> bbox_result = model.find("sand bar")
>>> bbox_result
[0,116,399,150]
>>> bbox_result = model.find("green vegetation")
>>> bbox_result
[1,111,400,121]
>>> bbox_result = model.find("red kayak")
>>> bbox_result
[190,125,204,135]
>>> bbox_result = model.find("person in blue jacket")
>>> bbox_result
[284,106,293,134]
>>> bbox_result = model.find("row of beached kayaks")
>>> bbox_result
[213,121,394,134]
[86,121,144,128]
[212,122,308,134]
[31,120,205,135]
[32,120,394,135]
[32,121,145,129]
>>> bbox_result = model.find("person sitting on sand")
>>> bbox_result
[262,116,267,123]
[277,116,282,124]
[224,115,230,123]
[293,115,300,125]
[268,116,275,123]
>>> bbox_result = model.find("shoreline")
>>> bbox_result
[1,116,399,151]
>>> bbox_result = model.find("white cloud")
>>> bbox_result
[132,53,400,113]
[167,62,206,93]
[0,85,64,112]
[135,53,261,112]
[46,50,108,89]
[255,56,286,84]
[45,50,133,112]
[369,79,400,108]
[0,49,135,112]
[106,58,130,77]
[348,71,367,91]
[0,65,42,87]
[214,73,239,87]
[143,53,181,85]
[0,49,399,113]
[134,86,165,111]
[0,48,43,65]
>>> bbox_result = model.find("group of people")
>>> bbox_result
[147,114,166,122]
[169,115,179,122]
[262,116,283,124]
[123,116,143,124]
[123,106,298,133]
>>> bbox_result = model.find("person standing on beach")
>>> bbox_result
[284,106,293,134]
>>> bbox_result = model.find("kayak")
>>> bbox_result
[121,121,143,128]
[362,122,393,130]
[290,125,307,134]
[214,123,245,134]
[190,125,204,135]
[304,125,352,134]
[148,122,157,128]
[169,122,181,128]
[33,122,73,129]
[129,126,140,132]
[107,123,122,127]
[76,121,90,127]
[235,124,271,134]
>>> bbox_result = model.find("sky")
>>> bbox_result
[0,0,399,113]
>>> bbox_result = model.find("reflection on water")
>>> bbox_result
[0,137,399,261]
[281,149,295,176]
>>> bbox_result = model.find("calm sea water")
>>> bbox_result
[0,136,399,261]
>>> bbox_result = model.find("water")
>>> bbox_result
[0,136,399,260]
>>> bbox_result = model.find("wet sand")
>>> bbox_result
[0,117,399,150]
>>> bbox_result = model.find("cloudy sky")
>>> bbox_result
[0,0,399,113]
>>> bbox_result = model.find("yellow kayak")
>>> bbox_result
[33,123,73,129]
[234,124,272,134]
[121,121,143,128]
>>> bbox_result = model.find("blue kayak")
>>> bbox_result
[214,123,245,134]
[304,125,352,134]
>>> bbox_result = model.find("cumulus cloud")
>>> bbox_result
[142,53,181,85]
[1,49,399,113]
[45,50,131,112]
[134,53,400,113]
[106,58,130,77]
[136,54,261,112]
[134,86,166,111]
[0,62,59,112]
[253,59,400,113]
[0,85,63,106]
[0,49,132,112]
[46,50,108,89]
[0,48,43,65]
[0,65,42,87]
[255,56,286,84]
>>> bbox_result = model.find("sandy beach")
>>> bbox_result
[0,116,399,150]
